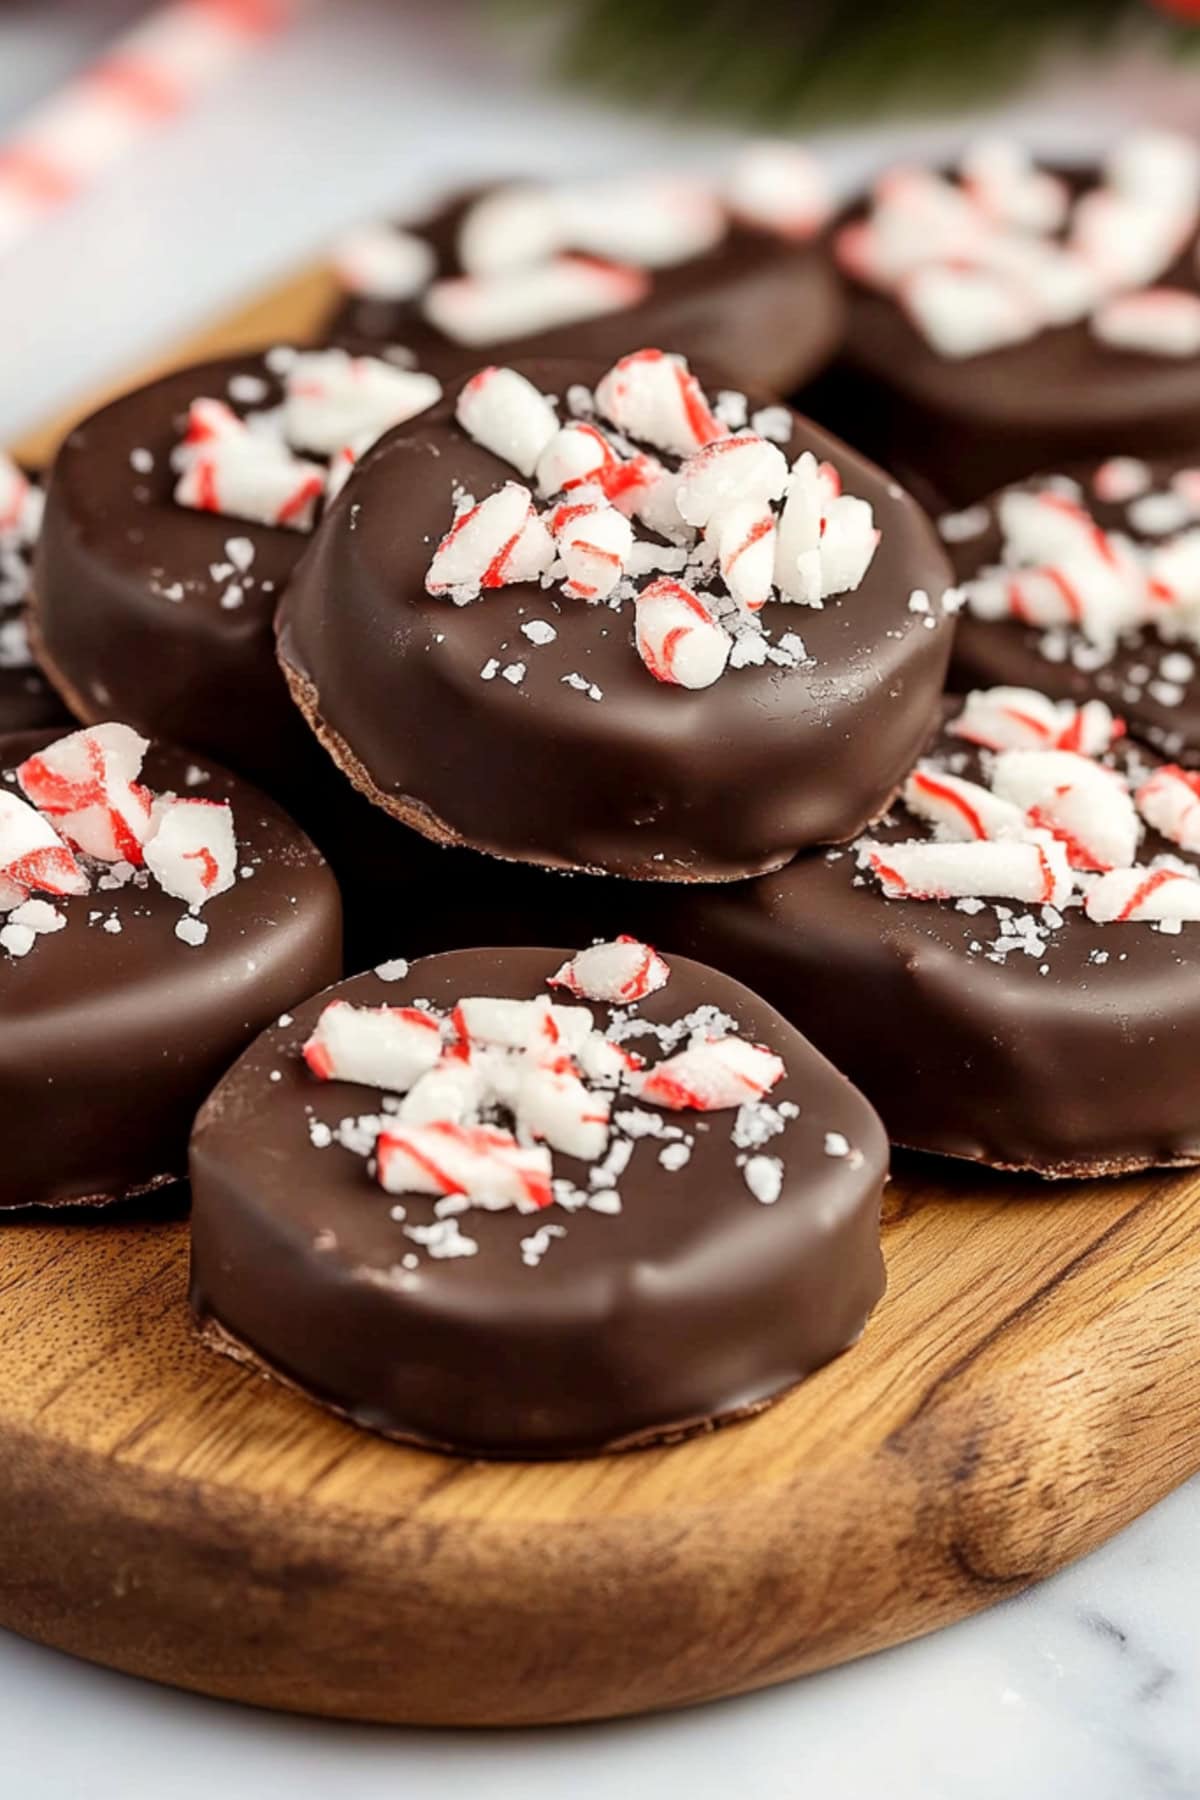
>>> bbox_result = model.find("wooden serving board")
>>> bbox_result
[2,270,1200,1727]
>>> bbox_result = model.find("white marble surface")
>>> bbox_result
[1,7,1198,1795]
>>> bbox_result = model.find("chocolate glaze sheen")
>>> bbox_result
[949,460,1200,766]
[331,189,844,396]
[0,732,342,1209]
[278,357,954,882]
[817,166,1200,507]
[190,947,888,1458]
[647,712,1200,1176]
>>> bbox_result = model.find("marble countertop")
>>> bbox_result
[1,7,1197,1795]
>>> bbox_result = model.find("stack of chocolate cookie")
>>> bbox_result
[7,132,1200,1458]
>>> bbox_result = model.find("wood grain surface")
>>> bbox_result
[1,268,1198,1726]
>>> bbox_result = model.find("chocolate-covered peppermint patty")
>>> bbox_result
[0,723,341,1208]
[190,942,887,1458]
[278,352,954,881]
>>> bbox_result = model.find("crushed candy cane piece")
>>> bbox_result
[727,142,832,239]
[959,137,1070,235]
[556,175,726,269]
[595,348,727,458]
[17,722,153,865]
[549,936,670,1003]
[1136,764,1200,853]
[143,796,237,907]
[534,418,661,514]
[902,767,1025,841]
[378,1121,553,1211]
[636,1036,785,1112]
[1092,289,1200,359]
[303,999,443,1088]
[949,688,1124,755]
[455,366,559,478]
[333,221,436,300]
[424,255,649,347]
[899,264,1038,359]
[454,994,592,1058]
[549,497,634,599]
[707,500,777,612]
[0,789,89,900]
[284,349,441,456]
[0,453,40,540]
[990,749,1139,872]
[516,1064,611,1161]
[859,830,1072,907]
[175,407,324,533]
[457,185,563,275]
[425,482,553,598]
[675,433,788,529]
[1084,864,1200,924]
[1093,457,1153,504]
[635,578,730,689]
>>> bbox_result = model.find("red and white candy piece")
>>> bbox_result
[425,483,554,599]
[283,350,442,457]
[0,452,40,541]
[453,994,592,1060]
[902,767,1025,842]
[142,795,237,907]
[1106,129,1200,217]
[707,500,777,612]
[549,935,670,1003]
[866,166,991,283]
[396,1051,492,1127]
[0,789,88,902]
[1084,864,1200,925]
[774,451,841,604]
[1136,764,1200,854]
[674,434,788,529]
[1146,529,1200,613]
[1093,457,1153,505]
[959,137,1070,236]
[175,405,324,533]
[594,349,727,459]
[332,221,436,301]
[1092,290,1200,360]
[457,185,563,276]
[555,175,727,270]
[1071,187,1192,295]
[636,1036,785,1112]
[303,999,443,1090]
[455,366,559,479]
[516,1064,611,1161]
[17,722,152,864]
[726,141,832,239]
[899,263,1039,360]
[634,578,730,690]
[377,1121,552,1212]
[549,498,633,600]
[990,749,1139,873]
[949,688,1124,756]
[534,420,663,517]
[859,830,1072,906]
[423,256,649,348]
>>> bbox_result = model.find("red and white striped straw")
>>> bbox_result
[0,0,301,256]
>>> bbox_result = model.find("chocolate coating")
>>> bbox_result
[822,166,1200,507]
[189,946,887,1458]
[948,460,1200,766]
[646,714,1200,1176]
[0,731,342,1209]
[331,190,844,396]
[278,357,954,881]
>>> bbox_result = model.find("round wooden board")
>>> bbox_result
[1,1158,1198,1727]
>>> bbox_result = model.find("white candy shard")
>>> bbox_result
[1136,764,1200,853]
[284,350,441,456]
[175,399,325,533]
[1092,456,1153,504]
[555,175,726,269]
[635,577,730,689]
[453,994,592,1059]
[1106,129,1200,217]
[377,1121,553,1211]
[1084,864,1200,924]
[899,263,1038,359]
[1071,186,1192,294]
[0,789,88,900]
[774,451,876,604]
[674,434,788,528]
[949,688,1125,756]
[0,453,41,541]
[516,1063,611,1161]
[17,722,153,865]
[457,185,563,276]
[303,999,443,1089]
[636,1036,785,1111]
[549,936,670,1003]
[902,767,1025,841]
[143,796,238,906]
[858,830,1072,906]
[424,255,649,347]
[332,221,437,300]
[534,419,662,515]
[727,141,832,239]
[959,137,1070,235]
[594,349,727,458]
[1092,289,1200,360]
[425,482,554,598]
[707,500,777,612]
[990,749,1139,872]
[397,1051,491,1127]
[456,366,558,477]
[549,497,634,599]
